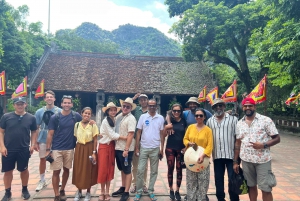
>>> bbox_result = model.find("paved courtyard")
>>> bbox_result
[0,130,300,201]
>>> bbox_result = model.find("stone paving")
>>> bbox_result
[1,131,300,201]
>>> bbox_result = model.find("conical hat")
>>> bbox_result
[184,145,210,172]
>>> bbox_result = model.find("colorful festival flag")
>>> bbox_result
[206,87,218,105]
[221,80,237,103]
[35,79,45,99]
[247,75,267,104]
[0,71,6,95]
[285,93,299,106]
[198,86,207,102]
[11,76,27,99]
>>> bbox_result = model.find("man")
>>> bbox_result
[112,97,137,201]
[130,93,149,194]
[233,98,280,201]
[0,97,38,200]
[45,95,82,201]
[134,99,165,201]
[35,90,61,191]
[184,97,212,125]
[206,98,239,201]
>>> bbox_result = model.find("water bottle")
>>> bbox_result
[89,155,96,165]
[124,157,128,166]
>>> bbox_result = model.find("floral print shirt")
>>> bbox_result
[236,113,279,164]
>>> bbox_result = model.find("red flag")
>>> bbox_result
[11,76,27,99]
[35,79,45,99]
[285,93,298,106]
[247,75,267,104]
[0,71,6,95]
[198,86,207,103]
[206,87,218,105]
[221,80,237,103]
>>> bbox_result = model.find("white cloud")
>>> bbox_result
[6,0,178,39]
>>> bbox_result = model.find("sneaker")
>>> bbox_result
[119,192,129,201]
[21,189,30,200]
[60,190,67,201]
[130,185,136,193]
[112,187,125,197]
[84,192,91,201]
[54,196,60,201]
[169,190,175,200]
[1,193,12,201]
[74,190,82,201]
[35,180,46,192]
[175,191,181,201]
[142,185,148,194]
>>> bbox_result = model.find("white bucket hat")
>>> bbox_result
[184,145,210,172]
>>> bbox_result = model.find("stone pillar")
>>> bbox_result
[153,92,161,114]
[96,90,105,128]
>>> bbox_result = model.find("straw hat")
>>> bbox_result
[119,97,137,110]
[211,98,226,107]
[184,145,210,172]
[102,102,121,113]
[185,97,199,107]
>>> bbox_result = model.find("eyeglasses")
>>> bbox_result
[18,115,23,121]
[213,104,224,108]
[122,105,131,109]
[148,105,156,108]
[61,95,72,101]
[243,105,254,108]
[195,114,204,118]
[172,110,181,113]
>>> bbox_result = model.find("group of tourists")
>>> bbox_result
[0,90,280,201]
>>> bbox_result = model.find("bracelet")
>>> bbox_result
[233,160,239,164]
[93,150,96,154]
[46,148,51,151]
[124,149,129,151]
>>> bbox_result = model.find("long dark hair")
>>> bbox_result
[105,108,115,127]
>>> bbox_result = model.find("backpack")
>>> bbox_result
[42,106,59,126]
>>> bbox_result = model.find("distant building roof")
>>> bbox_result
[30,46,215,95]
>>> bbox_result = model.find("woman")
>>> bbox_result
[72,107,99,201]
[183,108,213,201]
[164,104,187,201]
[98,102,127,201]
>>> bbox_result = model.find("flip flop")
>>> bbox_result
[104,194,110,201]
[149,193,157,201]
[98,194,105,201]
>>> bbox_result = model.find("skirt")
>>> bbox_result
[97,141,115,183]
[72,142,98,189]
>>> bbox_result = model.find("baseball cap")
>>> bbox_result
[13,97,26,104]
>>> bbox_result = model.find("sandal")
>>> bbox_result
[104,194,110,201]
[133,194,142,201]
[98,194,105,201]
[149,193,157,201]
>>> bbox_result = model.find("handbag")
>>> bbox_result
[229,167,248,195]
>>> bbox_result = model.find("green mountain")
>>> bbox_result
[61,22,182,57]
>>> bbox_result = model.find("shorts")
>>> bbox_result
[242,160,274,192]
[39,143,46,158]
[115,150,133,175]
[50,150,74,171]
[1,149,31,172]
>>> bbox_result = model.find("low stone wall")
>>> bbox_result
[275,119,300,136]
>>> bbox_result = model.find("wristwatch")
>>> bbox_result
[263,143,268,149]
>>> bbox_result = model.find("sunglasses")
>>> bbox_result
[172,110,181,113]
[122,105,131,109]
[148,105,156,108]
[213,104,224,108]
[61,95,72,101]
[18,115,23,121]
[195,114,204,118]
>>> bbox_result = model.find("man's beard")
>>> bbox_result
[244,110,255,117]
[190,107,197,112]
[214,109,224,117]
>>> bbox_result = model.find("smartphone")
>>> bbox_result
[158,153,163,161]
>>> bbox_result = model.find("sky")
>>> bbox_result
[6,0,179,39]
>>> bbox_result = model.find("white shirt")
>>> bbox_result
[137,112,164,149]
[99,117,120,144]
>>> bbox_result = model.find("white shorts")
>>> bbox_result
[39,143,46,158]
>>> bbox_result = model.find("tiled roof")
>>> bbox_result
[31,50,215,95]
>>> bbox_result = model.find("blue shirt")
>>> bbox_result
[35,106,61,143]
[183,109,212,126]
[48,112,82,150]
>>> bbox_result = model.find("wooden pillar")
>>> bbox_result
[153,92,161,114]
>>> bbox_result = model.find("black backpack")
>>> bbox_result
[42,106,59,126]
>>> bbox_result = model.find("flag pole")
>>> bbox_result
[264,74,267,115]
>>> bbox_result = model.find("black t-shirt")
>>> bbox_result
[166,118,187,150]
[0,112,37,152]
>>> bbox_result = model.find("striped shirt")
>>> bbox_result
[206,113,237,160]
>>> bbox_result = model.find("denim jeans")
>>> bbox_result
[213,158,239,201]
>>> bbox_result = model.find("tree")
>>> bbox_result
[165,0,267,92]
[250,0,300,88]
